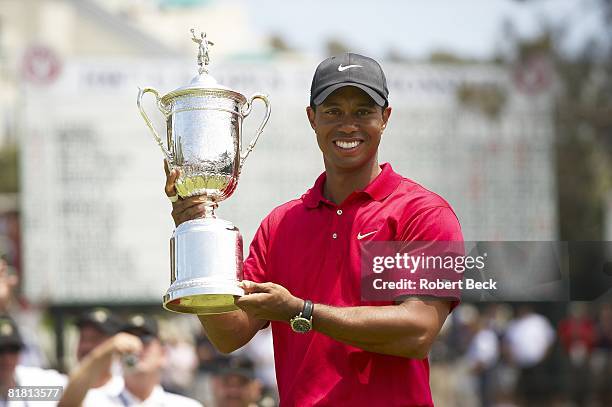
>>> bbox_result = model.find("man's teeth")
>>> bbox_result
[335,140,361,149]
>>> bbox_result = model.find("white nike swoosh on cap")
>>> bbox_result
[357,231,377,240]
[338,64,363,72]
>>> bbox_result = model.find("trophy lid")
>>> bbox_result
[162,29,246,104]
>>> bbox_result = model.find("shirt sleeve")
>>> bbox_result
[397,206,464,312]
[242,216,270,283]
[399,205,463,242]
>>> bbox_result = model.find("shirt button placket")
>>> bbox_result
[331,209,343,238]
[330,207,341,240]
[333,207,345,271]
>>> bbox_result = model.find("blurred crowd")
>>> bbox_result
[0,259,277,407]
[2,257,612,406]
[430,302,612,407]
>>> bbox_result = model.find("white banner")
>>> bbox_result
[21,57,557,304]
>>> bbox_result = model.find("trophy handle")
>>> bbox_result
[239,93,271,174]
[137,87,173,163]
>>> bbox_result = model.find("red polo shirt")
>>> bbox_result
[243,163,463,406]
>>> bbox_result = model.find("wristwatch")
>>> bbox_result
[290,300,313,333]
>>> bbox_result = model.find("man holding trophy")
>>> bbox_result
[143,31,462,406]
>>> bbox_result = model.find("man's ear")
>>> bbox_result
[382,106,392,130]
[306,106,316,130]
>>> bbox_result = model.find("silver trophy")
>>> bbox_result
[137,30,271,314]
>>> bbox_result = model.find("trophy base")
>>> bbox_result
[163,293,239,314]
[165,218,245,315]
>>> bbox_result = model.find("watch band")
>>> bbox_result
[302,300,314,320]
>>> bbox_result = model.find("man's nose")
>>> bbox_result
[336,115,359,133]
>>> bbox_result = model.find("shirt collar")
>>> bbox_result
[119,384,166,405]
[101,375,125,397]
[302,163,402,208]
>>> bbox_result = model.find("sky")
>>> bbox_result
[243,0,607,59]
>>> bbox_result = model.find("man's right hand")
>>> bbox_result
[59,334,143,407]
[87,332,142,365]
[103,332,143,357]
[164,160,209,226]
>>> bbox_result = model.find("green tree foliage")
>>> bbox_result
[510,1,611,240]
[326,39,350,56]
[0,145,18,193]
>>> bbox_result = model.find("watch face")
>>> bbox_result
[291,317,311,333]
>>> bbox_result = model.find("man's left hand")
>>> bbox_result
[236,281,303,322]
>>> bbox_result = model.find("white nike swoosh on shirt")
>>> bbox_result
[338,64,363,72]
[357,231,377,240]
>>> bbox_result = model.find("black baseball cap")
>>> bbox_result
[121,314,159,338]
[310,53,389,107]
[0,315,24,349]
[214,355,256,380]
[75,308,121,335]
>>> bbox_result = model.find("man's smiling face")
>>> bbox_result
[307,86,391,173]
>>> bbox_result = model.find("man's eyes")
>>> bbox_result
[324,109,341,115]
[323,109,374,117]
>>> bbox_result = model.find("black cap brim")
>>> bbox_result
[75,318,118,335]
[218,367,256,380]
[121,315,159,338]
[0,338,23,349]
[122,326,158,339]
[313,82,386,106]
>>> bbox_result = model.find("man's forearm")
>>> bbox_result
[232,281,450,358]
[198,309,266,353]
[58,347,113,407]
[311,300,449,359]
